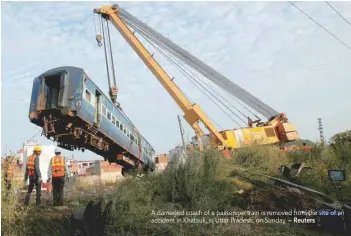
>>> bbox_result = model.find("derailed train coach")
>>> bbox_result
[28,66,155,172]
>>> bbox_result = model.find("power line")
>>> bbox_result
[289,1,351,50]
[325,1,351,28]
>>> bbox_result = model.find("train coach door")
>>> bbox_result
[36,77,48,111]
[58,73,68,108]
[94,91,101,125]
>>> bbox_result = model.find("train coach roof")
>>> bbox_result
[37,66,84,78]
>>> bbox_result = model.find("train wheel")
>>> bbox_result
[122,168,126,177]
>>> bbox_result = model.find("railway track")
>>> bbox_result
[251,171,351,211]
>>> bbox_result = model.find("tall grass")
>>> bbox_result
[231,145,288,175]
[1,177,31,236]
[101,149,251,235]
[101,146,340,236]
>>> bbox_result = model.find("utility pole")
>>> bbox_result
[177,115,186,148]
[318,118,325,147]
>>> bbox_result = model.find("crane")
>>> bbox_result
[93,4,299,151]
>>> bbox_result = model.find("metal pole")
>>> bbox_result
[177,115,186,148]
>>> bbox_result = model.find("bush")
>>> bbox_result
[330,130,351,147]
[231,145,287,175]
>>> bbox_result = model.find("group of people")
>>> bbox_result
[4,146,69,207]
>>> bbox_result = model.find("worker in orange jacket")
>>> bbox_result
[302,143,311,153]
[24,146,43,206]
[4,156,15,192]
[47,148,69,206]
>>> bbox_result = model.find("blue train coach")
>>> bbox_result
[29,66,155,172]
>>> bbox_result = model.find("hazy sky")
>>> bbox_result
[2,1,351,160]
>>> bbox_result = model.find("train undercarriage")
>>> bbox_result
[35,110,151,174]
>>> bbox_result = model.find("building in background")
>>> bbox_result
[67,160,95,176]
[155,154,169,172]
[85,160,123,183]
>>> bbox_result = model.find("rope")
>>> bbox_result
[28,129,42,142]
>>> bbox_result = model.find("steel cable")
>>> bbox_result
[118,9,278,118]
[120,15,249,126]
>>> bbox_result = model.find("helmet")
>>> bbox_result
[54,147,61,153]
[33,146,42,152]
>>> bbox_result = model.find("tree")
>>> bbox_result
[329,130,351,147]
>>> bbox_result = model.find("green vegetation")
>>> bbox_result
[2,131,351,235]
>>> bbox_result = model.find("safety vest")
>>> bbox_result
[27,155,37,177]
[303,146,310,153]
[51,156,65,178]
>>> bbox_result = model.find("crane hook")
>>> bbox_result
[96,34,103,47]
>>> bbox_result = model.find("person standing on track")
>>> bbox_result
[47,147,69,206]
[24,146,43,206]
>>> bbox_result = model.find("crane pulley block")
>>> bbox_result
[96,34,103,47]
[110,86,118,96]
[109,86,118,104]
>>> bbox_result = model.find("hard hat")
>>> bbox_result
[33,146,42,152]
[54,147,61,153]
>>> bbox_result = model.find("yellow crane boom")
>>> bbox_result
[93,4,299,151]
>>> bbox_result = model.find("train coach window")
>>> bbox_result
[116,119,120,128]
[120,123,124,131]
[107,111,111,120]
[112,116,116,125]
[123,127,127,135]
[85,89,91,102]
[102,105,106,117]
